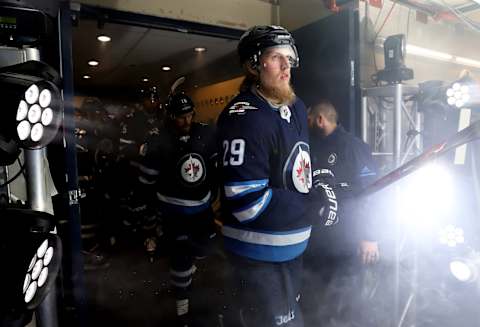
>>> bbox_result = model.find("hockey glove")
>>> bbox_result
[313,168,351,198]
[311,169,339,226]
[312,181,339,227]
[312,168,335,187]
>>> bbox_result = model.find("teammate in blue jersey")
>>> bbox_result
[136,93,217,326]
[217,25,339,327]
[304,99,379,326]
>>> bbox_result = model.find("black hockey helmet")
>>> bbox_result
[237,25,299,68]
[166,93,194,118]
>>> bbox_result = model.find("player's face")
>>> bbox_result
[258,46,296,104]
[259,46,293,86]
[173,111,194,134]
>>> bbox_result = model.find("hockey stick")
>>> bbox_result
[362,119,480,196]
[170,76,186,95]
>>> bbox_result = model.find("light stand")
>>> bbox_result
[0,33,63,327]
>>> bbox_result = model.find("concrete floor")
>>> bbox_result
[84,237,235,327]
[82,234,480,327]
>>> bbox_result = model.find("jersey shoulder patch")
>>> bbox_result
[227,101,259,115]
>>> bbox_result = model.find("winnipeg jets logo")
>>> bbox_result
[279,105,291,123]
[292,145,312,193]
[328,153,337,165]
[179,153,205,185]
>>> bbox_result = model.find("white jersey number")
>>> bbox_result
[222,139,245,166]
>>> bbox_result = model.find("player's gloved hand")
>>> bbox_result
[311,169,339,227]
[313,168,351,198]
[312,168,335,187]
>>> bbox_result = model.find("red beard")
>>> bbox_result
[259,81,296,105]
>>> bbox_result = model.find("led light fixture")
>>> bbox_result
[449,250,480,283]
[444,77,480,109]
[445,82,471,108]
[0,207,62,315]
[439,225,465,247]
[375,34,414,83]
[97,35,111,42]
[0,60,63,165]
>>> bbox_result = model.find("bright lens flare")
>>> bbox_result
[398,164,453,228]
[439,225,465,247]
[450,260,473,282]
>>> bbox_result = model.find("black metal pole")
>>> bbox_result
[59,2,87,326]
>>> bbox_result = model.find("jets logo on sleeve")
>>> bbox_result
[178,153,206,186]
[284,142,312,193]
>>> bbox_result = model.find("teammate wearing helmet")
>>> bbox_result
[117,87,163,257]
[217,25,340,327]
[137,92,217,326]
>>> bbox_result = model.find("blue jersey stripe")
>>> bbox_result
[224,237,309,262]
